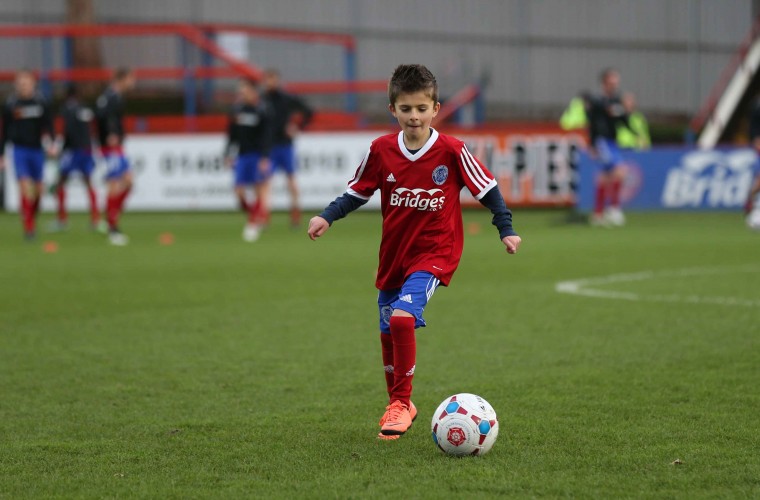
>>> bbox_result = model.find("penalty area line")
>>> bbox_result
[554,265,760,308]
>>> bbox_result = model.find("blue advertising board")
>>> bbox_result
[577,147,758,211]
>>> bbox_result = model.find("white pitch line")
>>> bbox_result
[555,265,760,308]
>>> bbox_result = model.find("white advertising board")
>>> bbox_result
[3,132,380,212]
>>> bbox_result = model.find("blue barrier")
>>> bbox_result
[577,147,759,211]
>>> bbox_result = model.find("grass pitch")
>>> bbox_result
[1,209,758,498]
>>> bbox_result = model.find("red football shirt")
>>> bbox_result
[347,128,497,290]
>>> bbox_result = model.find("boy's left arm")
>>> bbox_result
[479,186,521,254]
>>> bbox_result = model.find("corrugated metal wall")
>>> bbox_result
[0,0,753,119]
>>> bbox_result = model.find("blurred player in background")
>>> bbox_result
[308,64,521,440]
[586,68,632,227]
[746,174,760,229]
[263,68,312,227]
[96,67,136,246]
[225,78,272,242]
[617,92,650,150]
[744,98,760,228]
[51,84,99,231]
[0,70,56,241]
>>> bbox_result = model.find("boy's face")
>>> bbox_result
[123,74,137,92]
[602,71,620,95]
[115,74,136,93]
[239,82,258,104]
[263,72,279,92]
[15,73,35,98]
[389,91,440,143]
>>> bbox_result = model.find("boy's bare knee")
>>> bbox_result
[392,309,414,318]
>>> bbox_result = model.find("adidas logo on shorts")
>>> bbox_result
[386,173,396,183]
[399,294,413,304]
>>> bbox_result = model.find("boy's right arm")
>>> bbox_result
[307,192,368,240]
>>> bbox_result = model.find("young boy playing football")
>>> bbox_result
[307,64,521,440]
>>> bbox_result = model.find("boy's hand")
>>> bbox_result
[502,235,521,254]
[308,216,330,241]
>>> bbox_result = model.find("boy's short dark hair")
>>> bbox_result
[388,64,438,105]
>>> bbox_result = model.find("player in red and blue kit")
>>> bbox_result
[586,68,631,226]
[308,64,521,440]
[95,67,136,245]
[263,69,312,227]
[52,84,99,231]
[225,79,273,242]
[0,70,56,240]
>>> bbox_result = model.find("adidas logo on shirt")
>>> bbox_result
[386,173,396,183]
[399,294,413,304]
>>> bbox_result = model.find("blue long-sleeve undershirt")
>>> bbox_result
[479,186,518,239]
[319,192,368,225]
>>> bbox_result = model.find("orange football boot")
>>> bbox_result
[377,400,417,440]
[379,400,414,437]
[379,400,417,426]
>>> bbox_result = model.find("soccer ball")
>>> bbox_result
[431,393,499,456]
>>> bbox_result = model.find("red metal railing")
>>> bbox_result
[434,84,482,125]
[0,23,362,101]
[689,15,760,133]
[0,23,483,126]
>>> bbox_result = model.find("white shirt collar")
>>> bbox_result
[397,128,439,162]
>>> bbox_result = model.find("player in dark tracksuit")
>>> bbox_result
[225,78,273,242]
[263,69,312,226]
[0,70,56,240]
[53,84,99,230]
[586,68,631,226]
[95,67,136,245]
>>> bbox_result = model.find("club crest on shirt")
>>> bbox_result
[432,165,448,185]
